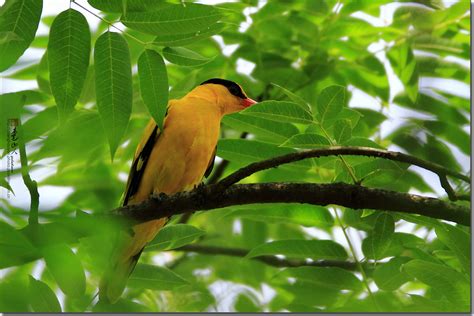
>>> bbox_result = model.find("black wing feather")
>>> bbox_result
[204,147,216,178]
[123,125,159,206]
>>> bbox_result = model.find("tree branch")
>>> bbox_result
[216,146,470,198]
[114,182,470,226]
[172,244,361,270]
[16,121,39,225]
[179,132,248,224]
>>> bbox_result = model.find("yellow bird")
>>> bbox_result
[100,78,257,303]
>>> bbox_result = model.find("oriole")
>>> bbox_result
[100,78,256,303]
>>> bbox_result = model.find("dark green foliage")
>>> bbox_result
[0,0,470,313]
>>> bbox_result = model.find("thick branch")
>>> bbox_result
[217,147,470,196]
[173,244,360,270]
[114,182,470,226]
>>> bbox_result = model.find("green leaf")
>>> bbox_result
[153,23,226,47]
[88,0,168,13]
[0,0,43,72]
[271,83,312,113]
[228,204,333,227]
[145,224,205,251]
[402,259,470,307]
[162,46,212,67]
[28,276,62,312]
[413,34,468,58]
[129,264,188,290]
[343,137,384,149]
[0,222,39,269]
[316,85,346,125]
[417,56,469,81]
[387,43,418,102]
[333,119,352,143]
[217,139,311,170]
[36,51,51,94]
[241,101,313,125]
[247,240,348,260]
[222,113,299,143]
[94,31,132,159]
[373,257,412,291]
[276,266,363,291]
[235,292,260,312]
[394,93,468,125]
[31,110,104,165]
[121,3,222,36]
[43,243,86,297]
[280,133,330,149]
[93,299,150,312]
[137,49,168,130]
[362,213,395,260]
[435,224,470,273]
[48,9,91,123]
[418,120,470,155]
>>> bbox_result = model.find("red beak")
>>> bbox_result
[241,97,257,108]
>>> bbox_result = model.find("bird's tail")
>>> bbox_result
[99,218,167,304]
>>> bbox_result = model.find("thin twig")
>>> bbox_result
[170,244,362,270]
[216,146,470,195]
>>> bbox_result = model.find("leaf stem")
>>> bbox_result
[319,124,359,184]
[72,1,147,45]
[333,209,379,311]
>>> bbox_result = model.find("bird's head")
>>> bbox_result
[196,78,257,115]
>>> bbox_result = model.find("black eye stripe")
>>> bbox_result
[200,78,246,98]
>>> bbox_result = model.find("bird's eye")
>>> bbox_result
[228,85,241,97]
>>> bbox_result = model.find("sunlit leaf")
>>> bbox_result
[362,213,395,260]
[162,46,212,67]
[153,23,226,47]
[217,139,312,170]
[332,119,352,143]
[402,259,470,307]
[241,101,313,125]
[228,204,334,227]
[88,0,169,13]
[137,49,168,129]
[43,244,86,297]
[129,264,189,290]
[121,4,222,36]
[48,9,91,123]
[247,240,348,260]
[145,224,205,251]
[373,257,412,291]
[0,222,39,269]
[0,0,43,71]
[435,224,470,273]
[316,85,346,125]
[271,83,312,113]
[276,266,363,291]
[28,276,62,312]
[222,113,299,143]
[387,43,418,102]
[280,133,330,149]
[94,31,132,159]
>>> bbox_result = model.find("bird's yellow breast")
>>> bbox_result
[128,97,221,203]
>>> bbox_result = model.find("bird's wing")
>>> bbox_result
[204,146,216,178]
[122,119,160,206]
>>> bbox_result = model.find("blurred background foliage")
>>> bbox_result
[0,0,471,312]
